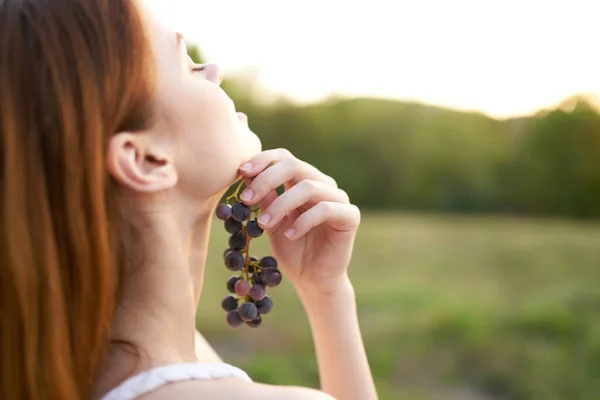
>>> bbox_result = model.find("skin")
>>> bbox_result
[93,5,378,400]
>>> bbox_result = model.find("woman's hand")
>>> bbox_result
[237,148,360,294]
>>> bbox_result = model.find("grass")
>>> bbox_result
[196,212,600,400]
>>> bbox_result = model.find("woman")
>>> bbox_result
[0,0,377,399]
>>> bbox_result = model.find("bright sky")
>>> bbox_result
[144,0,600,118]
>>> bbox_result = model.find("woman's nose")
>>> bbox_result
[202,62,223,85]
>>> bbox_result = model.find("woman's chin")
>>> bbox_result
[247,132,263,155]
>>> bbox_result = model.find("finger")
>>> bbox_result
[238,149,337,188]
[238,148,291,176]
[238,177,277,217]
[239,157,332,206]
[284,202,361,240]
[257,180,349,229]
[256,189,278,214]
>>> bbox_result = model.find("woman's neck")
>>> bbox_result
[116,215,197,360]
[93,199,216,398]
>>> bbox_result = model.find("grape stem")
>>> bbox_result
[243,220,252,282]
[225,178,245,204]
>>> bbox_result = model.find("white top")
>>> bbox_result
[100,362,253,400]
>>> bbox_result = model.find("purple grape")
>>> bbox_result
[225,251,244,271]
[246,220,264,238]
[221,295,238,312]
[234,279,251,297]
[226,310,244,328]
[216,204,232,221]
[262,268,282,287]
[260,256,278,269]
[226,276,239,293]
[249,284,266,301]
[223,248,232,257]
[246,315,263,328]
[239,302,258,322]
[225,218,243,234]
[231,202,251,222]
[256,296,273,315]
[249,256,259,262]
[229,233,247,251]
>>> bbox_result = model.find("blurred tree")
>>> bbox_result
[505,97,600,217]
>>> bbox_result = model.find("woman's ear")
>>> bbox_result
[106,132,177,192]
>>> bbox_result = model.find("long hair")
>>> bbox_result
[0,0,155,398]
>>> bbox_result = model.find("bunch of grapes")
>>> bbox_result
[216,180,282,328]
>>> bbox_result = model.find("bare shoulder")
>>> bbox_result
[136,378,336,400]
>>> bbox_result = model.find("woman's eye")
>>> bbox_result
[191,65,205,74]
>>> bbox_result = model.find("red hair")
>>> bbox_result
[0,0,155,398]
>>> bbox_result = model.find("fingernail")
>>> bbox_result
[257,213,271,225]
[285,228,296,239]
[240,189,253,201]
[240,163,253,172]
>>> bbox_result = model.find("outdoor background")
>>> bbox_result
[148,1,600,398]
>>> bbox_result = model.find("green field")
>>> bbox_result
[196,213,600,400]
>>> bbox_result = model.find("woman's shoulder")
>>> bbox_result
[100,361,251,400]
[137,379,336,400]
[102,331,336,400]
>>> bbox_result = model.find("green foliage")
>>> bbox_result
[247,96,600,217]
[503,98,600,217]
